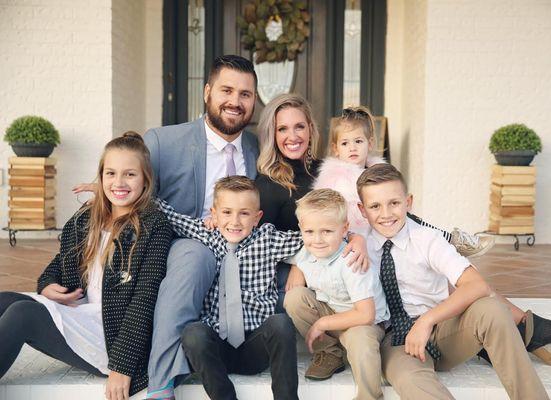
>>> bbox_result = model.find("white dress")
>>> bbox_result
[29,231,111,374]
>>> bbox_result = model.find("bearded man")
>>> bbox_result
[144,55,259,399]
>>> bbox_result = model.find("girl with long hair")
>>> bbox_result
[0,132,173,399]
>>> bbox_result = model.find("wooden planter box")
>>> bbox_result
[489,165,535,235]
[8,157,56,230]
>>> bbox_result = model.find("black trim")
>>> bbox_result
[204,0,223,86]
[325,0,345,120]
[361,0,386,115]
[162,0,188,125]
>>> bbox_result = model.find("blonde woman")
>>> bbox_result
[255,93,368,312]
[0,132,173,400]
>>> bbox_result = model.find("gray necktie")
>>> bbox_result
[224,143,236,176]
[218,242,245,348]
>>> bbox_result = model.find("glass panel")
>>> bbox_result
[343,0,362,108]
[188,0,205,120]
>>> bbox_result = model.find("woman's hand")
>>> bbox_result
[203,215,217,230]
[41,283,83,306]
[105,371,131,400]
[343,233,369,273]
[285,265,306,292]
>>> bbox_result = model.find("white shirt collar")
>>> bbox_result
[369,218,411,251]
[305,241,347,265]
[204,120,243,154]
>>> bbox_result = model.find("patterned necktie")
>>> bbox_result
[217,243,245,348]
[379,240,441,360]
[224,143,236,176]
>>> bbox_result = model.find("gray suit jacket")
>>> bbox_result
[144,117,259,218]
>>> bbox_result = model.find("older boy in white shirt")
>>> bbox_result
[356,163,548,400]
[284,189,390,400]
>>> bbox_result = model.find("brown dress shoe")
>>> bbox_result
[305,352,345,381]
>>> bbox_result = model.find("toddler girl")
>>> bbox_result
[314,106,493,256]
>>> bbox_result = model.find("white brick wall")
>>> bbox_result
[112,0,146,136]
[386,0,551,243]
[0,0,113,234]
[0,0,163,238]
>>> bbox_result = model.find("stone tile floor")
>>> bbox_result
[1,239,551,399]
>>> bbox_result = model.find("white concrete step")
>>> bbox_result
[1,299,551,400]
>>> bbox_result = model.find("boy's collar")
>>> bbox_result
[370,219,410,251]
[221,226,259,251]
[306,241,347,265]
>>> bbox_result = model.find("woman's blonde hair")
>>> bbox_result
[327,106,376,164]
[257,93,320,191]
[76,131,154,285]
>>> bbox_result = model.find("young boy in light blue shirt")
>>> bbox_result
[284,188,390,400]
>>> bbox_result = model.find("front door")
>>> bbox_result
[163,0,386,148]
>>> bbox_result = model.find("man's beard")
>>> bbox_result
[206,97,253,136]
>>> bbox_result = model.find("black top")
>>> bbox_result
[37,205,173,395]
[256,158,320,231]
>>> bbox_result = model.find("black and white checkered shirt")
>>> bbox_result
[158,199,303,332]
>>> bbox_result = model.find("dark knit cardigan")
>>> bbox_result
[37,205,173,395]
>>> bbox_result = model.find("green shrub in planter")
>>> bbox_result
[489,123,542,166]
[4,115,60,157]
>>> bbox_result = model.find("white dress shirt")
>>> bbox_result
[367,218,471,318]
[202,121,247,218]
[292,243,390,324]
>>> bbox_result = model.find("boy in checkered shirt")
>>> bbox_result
[157,175,302,400]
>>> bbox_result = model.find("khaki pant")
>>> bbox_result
[284,287,385,400]
[381,296,549,400]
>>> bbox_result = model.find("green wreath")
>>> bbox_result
[237,0,310,63]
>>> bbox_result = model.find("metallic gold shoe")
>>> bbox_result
[450,228,495,258]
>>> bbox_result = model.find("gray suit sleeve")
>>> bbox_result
[144,128,161,194]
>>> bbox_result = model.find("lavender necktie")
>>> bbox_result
[224,143,236,176]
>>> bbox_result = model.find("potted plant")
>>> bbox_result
[489,123,542,166]
[3,115,60,157]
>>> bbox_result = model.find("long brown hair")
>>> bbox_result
[257,93,320,191]
[77,131,154,285]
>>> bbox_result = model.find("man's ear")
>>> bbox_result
[406,194,413,212]
[210,207,217,223]
[204,83,211,104]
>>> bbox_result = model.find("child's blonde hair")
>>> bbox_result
[328,106,376,158]
[295,189,348,225]
[213,175,260,208]
[77,131,154,285]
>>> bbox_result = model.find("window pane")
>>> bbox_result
[343,0,361,108]
[188,0,205,120]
